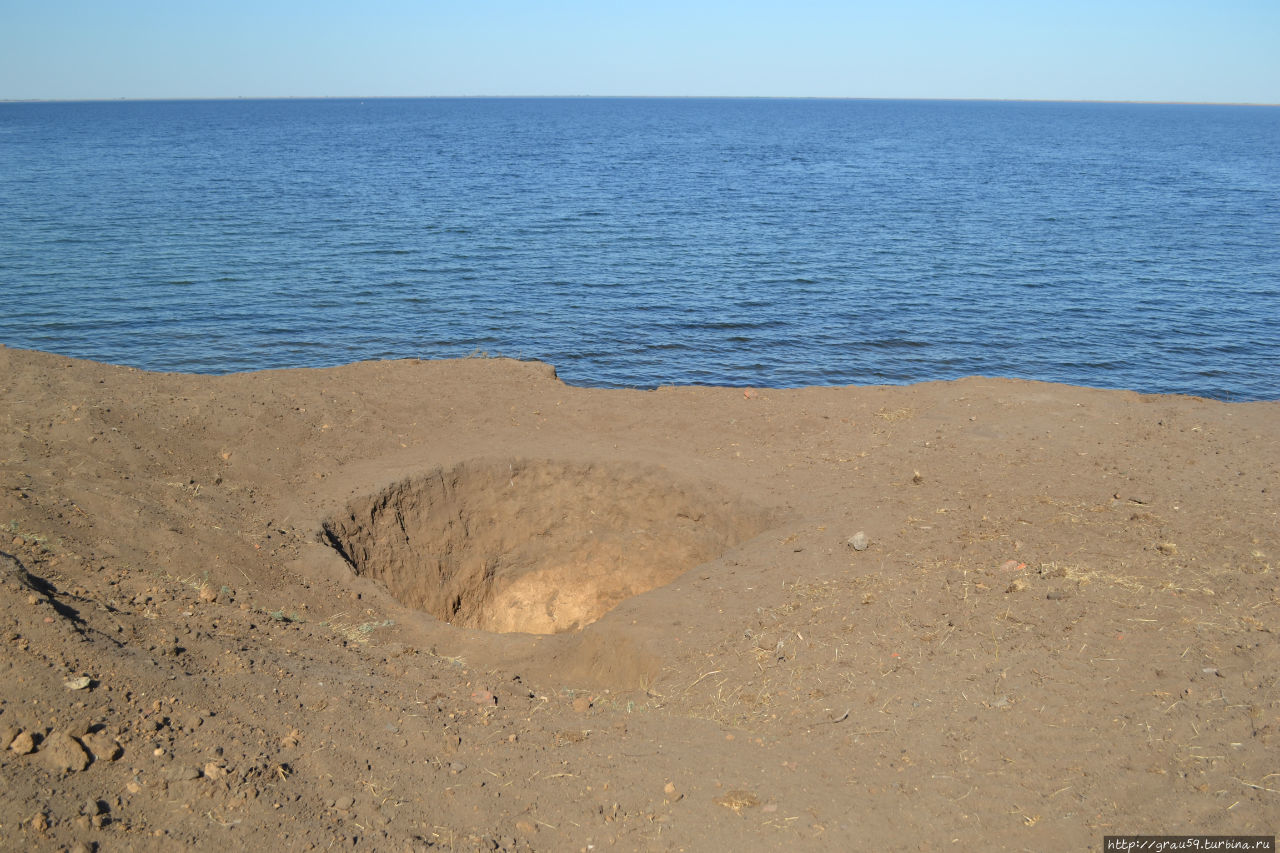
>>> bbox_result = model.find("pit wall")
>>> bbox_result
[322,459,774,634]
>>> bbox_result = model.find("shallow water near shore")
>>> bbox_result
[1,97,1277,399]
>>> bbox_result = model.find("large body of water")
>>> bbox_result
[1,98,1277,400]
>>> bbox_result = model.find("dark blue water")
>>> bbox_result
[2,98,1277,400]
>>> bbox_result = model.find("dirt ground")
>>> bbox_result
[1,344,1276,852]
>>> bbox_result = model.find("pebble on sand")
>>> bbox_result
[846,532,870,551]
[9,730,36,755]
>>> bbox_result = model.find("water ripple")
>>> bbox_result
[1,98,1277,400]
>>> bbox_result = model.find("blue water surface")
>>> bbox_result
[1,98,1277,399]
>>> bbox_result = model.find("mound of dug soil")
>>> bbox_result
[1,345,1276,851]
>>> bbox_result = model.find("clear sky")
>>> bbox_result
[2,0,1277,103]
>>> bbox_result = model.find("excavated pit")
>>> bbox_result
[322,459,773,634]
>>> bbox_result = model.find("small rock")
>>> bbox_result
[64,676,93,691]
[43,731,91,773]
[1046,589,1069,601]
[469,688,496,706]
[514,820,537,836]
[847,532,870,551]
[83,731,122,762]
[1157,542,1178,556]
[448,761,467,774]
[203,762,226,779]
[911,471,924,485]
[333,795,355,811]
[30,812,49,833]
[1005,578,1028,593]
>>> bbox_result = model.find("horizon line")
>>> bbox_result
[3,94,1278,107]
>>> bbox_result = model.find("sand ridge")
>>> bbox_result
[1,345,1276,850]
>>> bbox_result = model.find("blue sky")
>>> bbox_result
[2,0,1277,103]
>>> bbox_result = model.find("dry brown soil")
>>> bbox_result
[1,345,1277,851]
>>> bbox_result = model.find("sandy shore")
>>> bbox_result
[1,345,1276,850]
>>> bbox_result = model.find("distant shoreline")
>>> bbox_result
[3,94,1278,107]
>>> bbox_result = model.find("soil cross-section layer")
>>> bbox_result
[1,345,1277,852]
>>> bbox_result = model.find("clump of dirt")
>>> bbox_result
[322,459,772,634]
